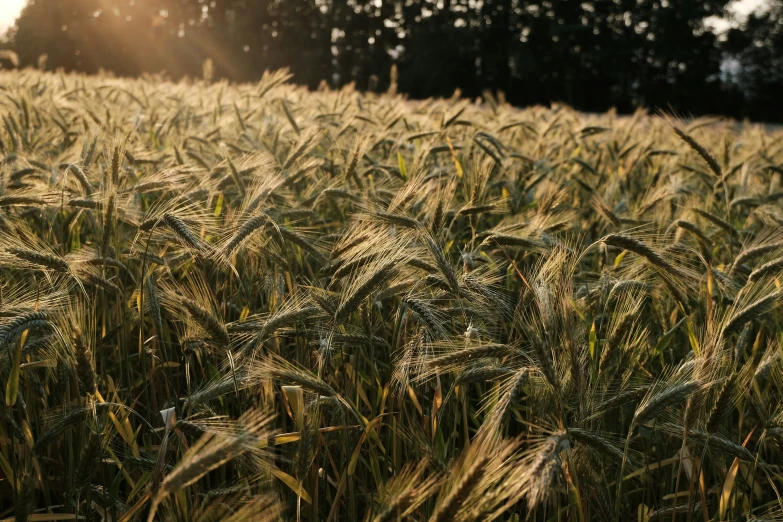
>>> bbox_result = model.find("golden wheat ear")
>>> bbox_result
[148,409,276,521]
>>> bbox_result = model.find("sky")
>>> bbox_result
[0,0,772,35]
[708,0,770,32]
[733,0,770,14]
[0,0,25,34]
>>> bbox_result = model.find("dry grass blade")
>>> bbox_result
[721,290,782,337]
[601,234,684,278]
[568,428,625,462]
[253,354,338,397]
[0,311,49,348]
[182,301,230,346]
[223,214,271,257]
[425,344,514,368]
[730,241,783,274]
[429,455,490,522]
[335,258,401,321]
[162,213,204,250]
[148,410,274,521]
[524,432,567,509]
[706,375,736,432]
[672,126,722,178]
[8,248,70,272]
[634,381,702,426]
[423,235,459,294]
[747,257,783,283]
[373,460,439,522]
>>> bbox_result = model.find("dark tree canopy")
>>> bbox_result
[5,0,783,121]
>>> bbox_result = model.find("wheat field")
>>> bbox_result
[0,68,782,521]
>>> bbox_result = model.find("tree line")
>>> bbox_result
[3,0,783,121]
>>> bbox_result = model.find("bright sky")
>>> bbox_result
[733,0,768,15]
[707,0,769,32]
[0,0,26,34]
[0,0,771,35]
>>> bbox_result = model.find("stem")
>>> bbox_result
[615,427,634,522]
[138,230,154,422]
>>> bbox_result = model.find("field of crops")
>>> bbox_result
[0,68,782,521]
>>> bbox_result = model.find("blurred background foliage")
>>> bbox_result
[2,0,783,121]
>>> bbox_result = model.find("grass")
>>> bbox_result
[0,67,782,522]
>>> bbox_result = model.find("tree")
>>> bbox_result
[723,0,783,120]
[9,0,782,121]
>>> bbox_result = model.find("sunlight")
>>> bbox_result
[0,0,25,32]
[732,0,769,15]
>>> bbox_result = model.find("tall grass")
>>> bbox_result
[0,68,782,521]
